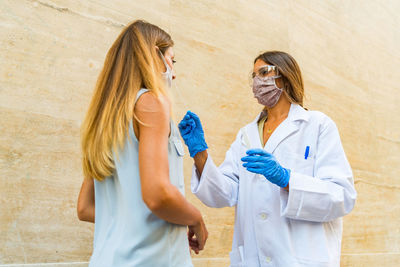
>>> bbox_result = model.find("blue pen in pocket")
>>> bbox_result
[304,146,310,159]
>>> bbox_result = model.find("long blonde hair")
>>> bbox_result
[81,20,174,181]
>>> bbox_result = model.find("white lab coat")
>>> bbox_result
[191,104,356,267]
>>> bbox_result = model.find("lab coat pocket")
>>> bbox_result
[284,151,315,176]
[172,138,185,157]
[229,246,244,267]
[289,219,330,264]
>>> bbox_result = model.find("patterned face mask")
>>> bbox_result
[252,75,283,108]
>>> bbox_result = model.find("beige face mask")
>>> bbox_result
[252,75,283,108]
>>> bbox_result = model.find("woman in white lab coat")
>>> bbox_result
[178,51,357,267]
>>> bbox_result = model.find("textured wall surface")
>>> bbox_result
[1,0,399,266]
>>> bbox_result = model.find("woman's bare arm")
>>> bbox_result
[135,92,203,225]
[136,92,207,252]
[77,177,95,223]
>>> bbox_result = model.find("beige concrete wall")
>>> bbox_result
[1,0,399,266]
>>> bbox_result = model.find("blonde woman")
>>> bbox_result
[178,51,356,266]
[77,20,207,267]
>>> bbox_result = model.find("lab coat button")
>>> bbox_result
[260,213,268,220]
[266,256,271,263]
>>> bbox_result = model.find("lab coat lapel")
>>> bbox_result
[247,117,263,149]
[240,115,262,181]
[264,104,309,154]
[240,114,263,150]
[264,119,298,154]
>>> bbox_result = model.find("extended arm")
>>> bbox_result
[178,112,240,208]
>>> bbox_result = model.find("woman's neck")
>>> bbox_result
[266,97,291,121]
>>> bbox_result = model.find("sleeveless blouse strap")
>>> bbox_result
[133,88,175,139]
[135,88,149,103]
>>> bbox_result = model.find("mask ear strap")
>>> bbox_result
[161,54,168,66]
[156,48,168,65]
[281,76,290,92]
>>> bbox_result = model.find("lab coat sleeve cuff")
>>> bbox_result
[280,171,305,218]
[191,155,214,194]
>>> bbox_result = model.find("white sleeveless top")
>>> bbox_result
[89,89,193,267]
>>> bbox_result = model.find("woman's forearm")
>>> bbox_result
[146,182,203,226]
[78,205,95,223]
[193,150,208,177]
[77,178,95,223]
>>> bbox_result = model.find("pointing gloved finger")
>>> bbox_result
[241,155,271,163]
[242,162,267,169]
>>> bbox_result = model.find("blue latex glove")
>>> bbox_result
[241,149,290,188]
[178,111,208,157]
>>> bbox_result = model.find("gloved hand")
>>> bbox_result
[241,149,290,188]
[178,111,208,157]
